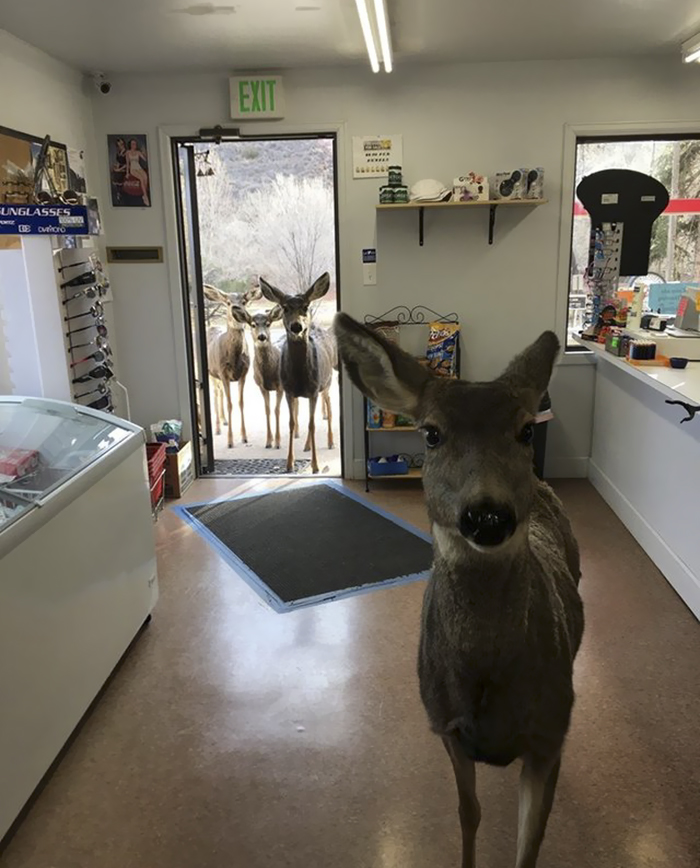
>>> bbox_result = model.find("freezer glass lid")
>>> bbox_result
[0,399,130,530]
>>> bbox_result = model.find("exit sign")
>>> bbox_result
[230,76,285,120]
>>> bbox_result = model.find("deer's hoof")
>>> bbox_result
[312,466,319,474]
[265,443,272,449]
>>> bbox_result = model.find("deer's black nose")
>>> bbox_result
[459,502,516,547]
[290,322,303,334]
[258,334,267,342]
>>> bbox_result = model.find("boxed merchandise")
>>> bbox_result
[525,167,545,199]
[164,440,194,499]
[491,170,528,200]
[453,173,489,202]
[426,322,460,378]
[0,447,40,479]
[368,455,409,476]
[367,400,382,428]
[150,419,183,453]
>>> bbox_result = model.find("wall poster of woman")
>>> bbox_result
[108,134,151,207]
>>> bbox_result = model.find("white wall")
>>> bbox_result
[88,58,700,475]
[0,30,99,395]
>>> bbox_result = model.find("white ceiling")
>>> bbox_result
[1,0,700,74]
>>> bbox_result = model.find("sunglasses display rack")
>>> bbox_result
[57,248,116,414]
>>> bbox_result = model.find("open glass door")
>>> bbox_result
[172,142,214,474]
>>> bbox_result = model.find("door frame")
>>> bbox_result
[162,123,348,477]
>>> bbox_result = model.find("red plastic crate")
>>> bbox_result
[146,443,167,510]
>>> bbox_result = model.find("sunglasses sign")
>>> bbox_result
[0,204,90,235]
[229,76,285,120]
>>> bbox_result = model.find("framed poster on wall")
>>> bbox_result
[352,134,403,179]
[0,125,70,205]
[108,135,151,207]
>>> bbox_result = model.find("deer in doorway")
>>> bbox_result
[334,314,584,868]
[203,283,260,448]
[231,304,285,449]
[259,273,336,473]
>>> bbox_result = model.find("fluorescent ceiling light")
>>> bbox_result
[373,0,393,73]
[681,33,700,63]
[355,0,380,73]
[355,0,393,73]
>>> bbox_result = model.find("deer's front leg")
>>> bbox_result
[443,732,480,868]
[307,394,318,473]
[274,389,282,449]
[224,379,234,448]
[285,393,296,472]
[212,380,221,436]
[262,388,272,448]
[239,374,248,444]
[324,390,334,449]
[293,398,300,439]
[515,752,561,868]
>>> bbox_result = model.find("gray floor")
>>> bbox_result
[2,478,699,868]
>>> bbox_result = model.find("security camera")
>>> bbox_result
[92,72,112,95]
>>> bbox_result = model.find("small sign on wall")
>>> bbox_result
[230,76,285,120]
[352,134,403,178]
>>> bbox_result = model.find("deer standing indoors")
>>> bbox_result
[259,273,336,473]
[334,313,584,868]
[204,284,260,448]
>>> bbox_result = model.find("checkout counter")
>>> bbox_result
[577,330,700,622]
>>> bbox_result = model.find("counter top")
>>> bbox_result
[572,338,700,406]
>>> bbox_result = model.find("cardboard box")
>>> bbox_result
[164,441,194,499]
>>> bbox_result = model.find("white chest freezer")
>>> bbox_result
[0,396,158,841]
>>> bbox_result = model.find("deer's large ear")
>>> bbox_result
[259,277,287,306]
[230,305,251,326]
[203,284,225,303]
[334,313,430,416]
[305,273,330,303]
[244,285,262,304]
[267,305,283,324]
[498,331,559,413]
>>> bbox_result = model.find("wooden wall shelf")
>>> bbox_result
[376,198,548,246]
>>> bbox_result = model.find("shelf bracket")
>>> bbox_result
[488,204,498,244]
[418,207,424,246]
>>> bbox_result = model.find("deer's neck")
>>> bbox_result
[431,523,532,631]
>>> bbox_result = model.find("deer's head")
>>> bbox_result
[203,283,262,330]
[334,313,559,557]
[231,305,282,344]
[259,273,330,342]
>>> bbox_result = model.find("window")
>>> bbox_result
[567,134,700,348]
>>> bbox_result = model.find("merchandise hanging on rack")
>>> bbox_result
[57,248,116,414]
[361,305,461,492]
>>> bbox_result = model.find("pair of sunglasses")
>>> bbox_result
[58,257,97,274]
[72,364,113,384]
[72,334,110,351]
[67,321,108,338]
[70,349,109,367]
[87,393,113,411]
[36,189,82,206]
[65,302,104,321]
[74,382,109,400]
[60,270,103,289]
[63,284,109,304]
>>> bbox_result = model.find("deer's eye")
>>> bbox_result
[422,425,442,448]
[518,423,535,445]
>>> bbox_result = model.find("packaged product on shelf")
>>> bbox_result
[150,419,183,453]
[396,414,414,427]
[426,322,460,377]
[453,173,489,202]
[382,411,396,428]
[372,320,400,344]
[367,401,382,428]
[491,170,527,200]
[388,165,403,186]
[525,167,545,199]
